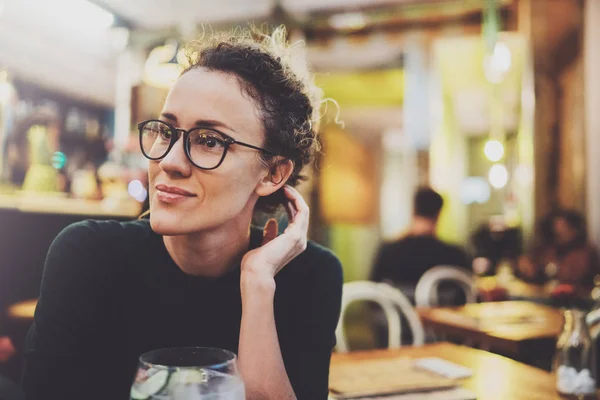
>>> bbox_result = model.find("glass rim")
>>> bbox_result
[139,346,238,370]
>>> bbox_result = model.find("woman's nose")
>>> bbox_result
[158,136,192,177]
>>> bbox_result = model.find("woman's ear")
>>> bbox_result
[255,158,294,197]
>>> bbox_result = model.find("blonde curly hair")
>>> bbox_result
[181,25,323,213]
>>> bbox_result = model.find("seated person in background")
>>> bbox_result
[518,209,600,288]
[471,216,523,276]
[370,187,471,299]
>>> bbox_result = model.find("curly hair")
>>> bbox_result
[181,25,323,213]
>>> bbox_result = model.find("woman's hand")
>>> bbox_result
[241,186,309,282]
[237,186,306,399]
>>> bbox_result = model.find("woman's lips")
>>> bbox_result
[155,184,196,204]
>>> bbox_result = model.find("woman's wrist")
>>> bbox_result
[240,268,276,298]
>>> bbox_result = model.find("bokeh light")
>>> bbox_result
[461,177,491,204]
[484,140,504,162]
[128,180,148,203]
[488,164,508,189]
[51,151,67,169]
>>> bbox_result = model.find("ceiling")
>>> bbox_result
[0,0,513,109]
[93,0,418,30]
[0,0,117,106]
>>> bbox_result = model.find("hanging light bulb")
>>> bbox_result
[488,164,508,189]
[484,41,512,84]
[484,140,504,162]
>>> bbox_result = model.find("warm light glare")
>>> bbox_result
[329,12,367,30]
[484,140,504,162]
[488,164,508,189]
[492,42,512,71]
[143,42,184,89]
[484,41,512,83]
[34,0,114,30]
[144,64,181,89]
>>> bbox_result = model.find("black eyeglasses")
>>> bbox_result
[138,119,274,170]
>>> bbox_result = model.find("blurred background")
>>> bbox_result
[0,0,599,385]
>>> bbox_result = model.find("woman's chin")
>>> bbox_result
[150,219,183,236]
[149,211,189,236]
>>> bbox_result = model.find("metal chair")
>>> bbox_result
[335,281,424,353]
[415,266,476,307]
[586,308,600,327]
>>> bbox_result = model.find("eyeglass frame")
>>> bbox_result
[137,119,275,170]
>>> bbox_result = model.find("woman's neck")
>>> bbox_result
[163,218,252,278]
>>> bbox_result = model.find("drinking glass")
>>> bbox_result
[553,309,597,399]
[130,347,245,400]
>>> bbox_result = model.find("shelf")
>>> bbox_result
[0,194,143,218]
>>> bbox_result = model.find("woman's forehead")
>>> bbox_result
[163,69,263,139]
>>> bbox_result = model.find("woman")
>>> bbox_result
[518,209,600,286]
[22,27,343,400]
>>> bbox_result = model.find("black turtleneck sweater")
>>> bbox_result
[21,219,343,399]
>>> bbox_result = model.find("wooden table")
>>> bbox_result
[417,301,563,356]
[476,276,592,301]
[330,342,563,400]
[477,276,553,299]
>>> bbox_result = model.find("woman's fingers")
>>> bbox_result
[283,186,309,232]
[280,186,308,256]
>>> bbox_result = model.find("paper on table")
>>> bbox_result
[341,387,477,400]
[413,358,473,379]
[329,357,456,398]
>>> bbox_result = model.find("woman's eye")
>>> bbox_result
[196,134,224,148]
[205,137,219,148]
[159,128,171,140]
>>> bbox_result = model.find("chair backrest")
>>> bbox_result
[414,266,476,307]
[587,308,600,327]
[335,281,424,353]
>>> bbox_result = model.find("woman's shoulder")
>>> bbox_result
[303,240,339,262]
[48,219,155,274]
[285,240,343,282]
[56,218,152,245]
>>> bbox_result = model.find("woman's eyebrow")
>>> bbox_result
[160,113,236,133]
[160,112,177,122]
[193,119,237,133]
